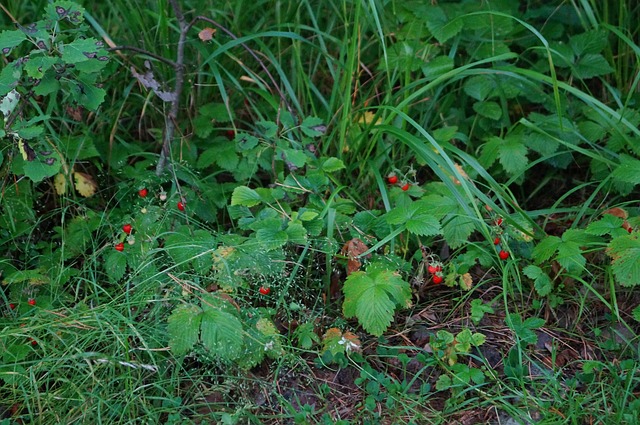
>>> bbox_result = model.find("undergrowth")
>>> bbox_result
[1,0,640,424]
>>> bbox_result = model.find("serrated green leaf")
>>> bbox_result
[498,137,528,177]
[24,56,58,79]
[200,308,244,361]
[523,265,553,296]
[473,101,502,120]
[167,304,202,356]
[105,250,127,283]
[355,286,395,336]
[406,213,441,236]
[586,214,625,236]
[532,235,562,263]
[256,227,288,250]
[231,186,262,207]
[61,38,101,64]
[424,6,463,43]
[237,133,259,151]
[0,62,22,97]
[556,241,586,273]
[507,314,544,345]
[573,53,613,79]
[0,30,26,51]
[470,299,494,324]
[322,157,345,173]
[463,75,495,101]
[570,30,608,55]
[612,155,640,186]
[164,227,215,273]
[442,215,475,249]
[301,116,325,136]
[632,305,640,322]
[422,56,454,81]
[607,234,640,287]
[285,222,307,245]
[72,75,105,111]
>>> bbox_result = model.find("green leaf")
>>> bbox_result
[523,265,553,296]
[473,101,502,120]
[200,307,244,362]
[386,202,442,236]
[72,75,106,111]
[556,240,586,273]
[507,314,544,345]
[164,227,216,273]
[570,30,608,55]
[24,56,59,79]
[61,38,101,64]
[256,227,288,250]
[573,53,614,79]
[532,235,562,263]
[612,155,640,186]
[463,75,495,101]
[470,299,494,324]
[0,62,23,97]
[632,305,640,322]
[301,116,325,137]
[197,142,239,170]
[498,136,528,177]
[167,304,202,356]
[342,265,411,336]
[607,234,640,287]
[231,186,263,207]
[104,250,127,283]
[237,133,260,151]
[321,157,345,173]
[424,6,463,43]
[421,56,454,81]
[442,215,475,249]
[0,30,27,52]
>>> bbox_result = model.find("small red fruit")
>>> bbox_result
[9,303,16,310]
[387,175,398,184]
[28,298,36,306]
[115,242,125,252]
[122,224,132,235]
[499,250,509,260]
[493,237,501,245]
[138,188,148,198]
[226,129,236,140]
[432,274,443,284]
[177,201,185,211]
[401,183,410,191]
[30,338,37,346]
[628,227,633,233]
[495,217,503,226]
[259,286,271,295]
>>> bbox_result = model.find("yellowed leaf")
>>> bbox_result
[460,272,473,290]
[198,27,216,41]
[357,111,381,125]
[54,173,67,195]
[73,171,97,197]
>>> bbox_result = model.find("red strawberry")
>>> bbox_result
[138,188,148,198]
[122,224,132,235]
[115,242,125,252]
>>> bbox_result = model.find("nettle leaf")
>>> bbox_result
[523,265,553,296]
[0,30,27,53]
[342,263,411,337]
[167,304,203,356]
[231,186,263,207]
[607,234,640,287]
[498,136,528,177]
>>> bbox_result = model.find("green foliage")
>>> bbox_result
[342,263,412,336]
[507,314,545,345]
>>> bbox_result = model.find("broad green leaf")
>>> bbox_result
[470,299,494,324]
[573,53,614,79]
[442,215,475,249]
[164,227,215,273]
[256,227,289,250]
[607,234,640,287]
[463,75,495,101]
[421,56,454,81]
[556,241,585,273]
[532,235,562,263]
[104,250,127,283]
[321,157,345,173]
[586,214,624,236]
[24,56,58,79]
[167,304,202,356]
[231,186,262,207]
[0,62,22,97]
[236,133,259,151]
[355,286,396,336]
[479,136,501,168]
[473,101,502,120]
[424,6,463,43]
[285,222,307,245]
[612,155,640,186]
[200,308,244,361]
[507,314,544,345]
[2,269,50,285]
[523,265,553,296]
[0,30,26,52]
[61,38,101,64]
[386,202,442,236]
[197,142,239,170]
[498,136,528,177]
[570,30,608,55]
[72,75,106,111]
[301,116,325,137]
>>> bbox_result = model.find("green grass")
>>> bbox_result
[2,0,640,423]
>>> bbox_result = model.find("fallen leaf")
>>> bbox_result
[73,171,97,197]
[198,27,216,41]
[54,173,67,195]
[340,238,370,275]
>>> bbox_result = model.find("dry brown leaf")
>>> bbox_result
[73,171,97,197]
[603,207,628,219]
[340,238,370,275]
[198,28,216,41]
[460,272,473,290]
[65,105,83,121]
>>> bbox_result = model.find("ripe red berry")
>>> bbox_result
[401,183,410,191]
[427,265,437,274]
[628,227,633,233]
[29,338,37,346]
[495,217,503,226]
[177,201,185,211]
[499,250,509,260]
[226,129,236,140]
[122,224,132,235]
[28,298,36,306]
[432,275,443,284]
[493,237,501,245]
[387,175,398,184]
[259,286,271,295]
[9,303,16,310]
[138,188,148,198]
[115,242,125,252]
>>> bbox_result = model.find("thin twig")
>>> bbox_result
[108,45,178,68]
[155,0,189,176]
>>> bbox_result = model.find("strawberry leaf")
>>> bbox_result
[607,234,640,287]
